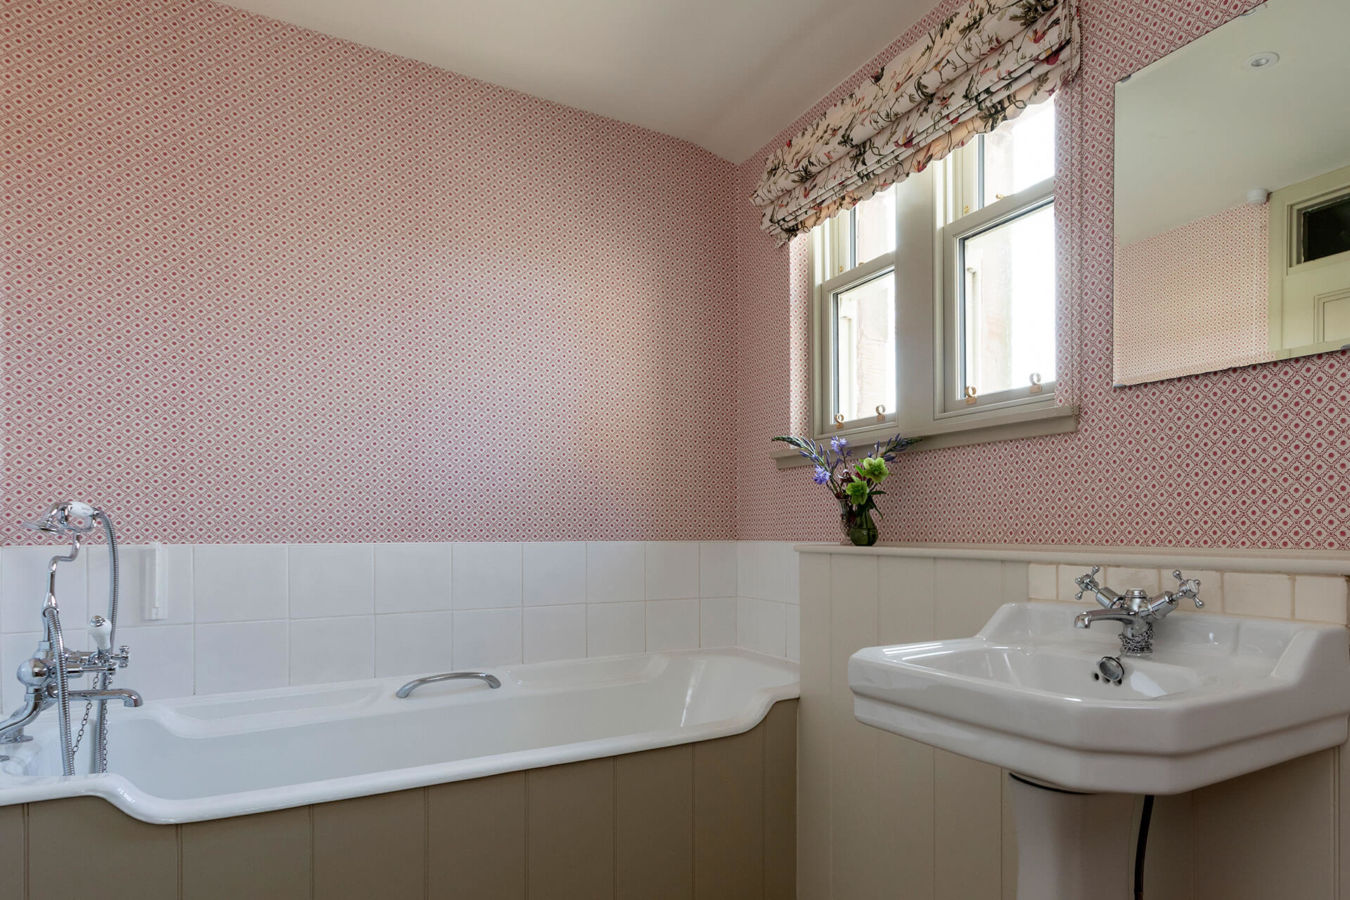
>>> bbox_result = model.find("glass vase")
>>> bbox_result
[839,503,879,547]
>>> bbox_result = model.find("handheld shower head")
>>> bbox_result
[24,501,98,536]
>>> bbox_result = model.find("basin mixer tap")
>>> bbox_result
[1072,568,1203,656]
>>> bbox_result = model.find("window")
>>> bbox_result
[815,187,900,431]
[942,100,1057,413]
[809,97,1074,449]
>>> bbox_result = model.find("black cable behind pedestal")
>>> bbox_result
[1134,793,1155,899]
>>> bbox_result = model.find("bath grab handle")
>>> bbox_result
[395,672,501,698]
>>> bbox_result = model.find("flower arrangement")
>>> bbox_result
[772,433,917,546]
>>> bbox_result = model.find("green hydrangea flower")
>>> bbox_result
[856,456,889,482]
[844,478,871,505]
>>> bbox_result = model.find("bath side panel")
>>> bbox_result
[616,744,695,900]
[527,757,617,900]
[428,771,527,900]
[26,796,177,900]
[313,789,426,900]
[180,807,312,900]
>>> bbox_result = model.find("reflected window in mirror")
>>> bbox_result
[1300,192,1350,264]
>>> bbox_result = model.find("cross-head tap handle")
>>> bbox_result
[1074,566,1102,602]
[1172,570,1204,608]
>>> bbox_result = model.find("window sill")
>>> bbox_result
[771,403,1078,469]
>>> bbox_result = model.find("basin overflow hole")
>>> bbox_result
[1094,656,1125,685]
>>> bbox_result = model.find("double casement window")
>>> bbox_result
[809,98,1076,451]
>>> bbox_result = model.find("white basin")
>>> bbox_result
[849,601,1350,794]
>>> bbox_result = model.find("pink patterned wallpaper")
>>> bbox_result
[1114,203,1269,385]
[1,1,736,544]
[732,0,1350,550]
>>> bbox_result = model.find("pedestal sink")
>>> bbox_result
[848,601,1350,898]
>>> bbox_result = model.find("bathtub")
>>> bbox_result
[0,648,798,824]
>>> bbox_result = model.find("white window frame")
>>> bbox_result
[800,109,1076,459]
[938,173,1057,417]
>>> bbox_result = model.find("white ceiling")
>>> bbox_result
[220,0,939,163]
[1114,0,1350,245]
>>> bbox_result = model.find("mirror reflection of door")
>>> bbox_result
[1269,164,1350,355]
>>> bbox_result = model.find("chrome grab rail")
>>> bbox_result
[395,672,501,698]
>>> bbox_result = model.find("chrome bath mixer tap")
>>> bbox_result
[0,502,140,775]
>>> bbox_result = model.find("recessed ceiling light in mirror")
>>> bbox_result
[1246,51,1281,70]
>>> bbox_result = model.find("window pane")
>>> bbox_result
[833,271,896,421]
[854,187,897,264]
[960,202,1056,397]
[1301,192,1350,263]
[982,98,1055,207]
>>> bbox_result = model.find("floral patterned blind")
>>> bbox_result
[751,0,1080,245]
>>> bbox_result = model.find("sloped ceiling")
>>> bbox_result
[221,0,938,163]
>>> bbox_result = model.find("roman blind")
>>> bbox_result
[751,0,1080,244]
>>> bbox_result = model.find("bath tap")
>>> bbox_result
[1072,569,1203,656]
[62,687,142,708]
[0,502,138,775]
[395,672,502,698]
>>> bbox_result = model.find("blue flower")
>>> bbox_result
[830,436,847,454]
[813,465,830,485]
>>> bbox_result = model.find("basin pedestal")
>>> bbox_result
[1008,774,1137,900]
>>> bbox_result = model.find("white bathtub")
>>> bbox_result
[0,649,798,823]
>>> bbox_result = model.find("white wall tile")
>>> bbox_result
[194,545,287,624]
[374,543,452,614]
[698,542,737,598]
[759,599,789,657]
[194,621,288,695]
[785,605,801,663]
[523,604,587,663]
[117,625,194,700]
[587,602,644,656]
[0,632,41,712]
[736,596,790,657]
[289,616,374,685]
[699,597,737,648]
[87,544,194,627]
[1104,567,1160,595]
[2,546,88,635]
[522,542,586,607]
[1027,564,1058,601]
[1294,576,1348,625]
[374,611,453,677]
[767,543,801,603]
[586,542,644,603]
[737,542,767,599]
[645,543,699,601]
[452,608,522,667]
[451,543,522,609]
[737,597,756,650]
[1223,572,1293,619]
[646,598,699,651]
[289,544,373,618]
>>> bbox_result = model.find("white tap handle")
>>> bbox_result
[89,615,112,651]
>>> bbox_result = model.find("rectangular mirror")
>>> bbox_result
[1112,0,1350,386]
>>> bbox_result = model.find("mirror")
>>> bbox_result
[1112,0,1350,386]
